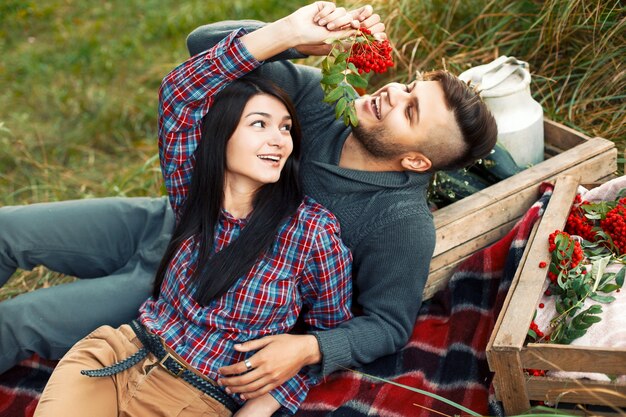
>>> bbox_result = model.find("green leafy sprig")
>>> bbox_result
[531,193,626,345]
[319,30,379,127]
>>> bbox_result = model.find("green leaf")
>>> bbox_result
[334,97,348,120]
[347,103,358,127]
[599,283,620,293]
[343,111,350,126]
[321,72,345,86]
[324,86,344,104]
[322,57,330,73]
[589,293,616,303]
[346,73,368,89]
[582,315,602,324]
[615,266,625,287]
[334,52,349,64]
[562,328,587,343]
[591,256,611,292]
[347,62,359,74]
[327,63,345,74]
[587,304,603,314]
[527,328,538,339]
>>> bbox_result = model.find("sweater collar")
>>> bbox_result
[308,160,432,191]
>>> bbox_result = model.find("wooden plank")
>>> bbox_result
[527,377,626,408]
[424,218,521,299]
[430,217,519,272]
[432,147,617,257]
[543,119,589,151]
[489,349,531,415]
[521,344,626,374]
[490,176,580,350]
[433,137,614,230]
[487,221,541,367]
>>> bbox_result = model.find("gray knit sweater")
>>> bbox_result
[188,22,436,376]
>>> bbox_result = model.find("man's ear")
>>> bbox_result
[400,152,432,173]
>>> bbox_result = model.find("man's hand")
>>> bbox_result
[218,334,321,400]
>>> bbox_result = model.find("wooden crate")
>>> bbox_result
[425,120,618,300]
[486,175,626,416]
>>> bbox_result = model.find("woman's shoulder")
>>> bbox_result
[293,196,342,235]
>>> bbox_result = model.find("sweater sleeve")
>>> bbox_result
[311,213,436,376]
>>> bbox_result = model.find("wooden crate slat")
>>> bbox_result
[486,221,541,365]
[521,344,626,374]
[489,350,531,414]
[429,217,519,276]
[543,119,588,151]
[432,148,616,258]
[490,176,580,350]
[527,377,626,407]
[433,136,614,230]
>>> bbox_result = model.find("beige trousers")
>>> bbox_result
[34,324,232,417]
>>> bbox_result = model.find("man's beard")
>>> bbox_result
[352,123,414,159]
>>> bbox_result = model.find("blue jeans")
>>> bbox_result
[0,197,174,374]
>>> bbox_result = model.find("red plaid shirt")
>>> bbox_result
[139,29,353,413]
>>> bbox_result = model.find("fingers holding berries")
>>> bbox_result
[349,5,387,39]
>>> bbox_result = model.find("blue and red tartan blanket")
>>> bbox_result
[0,185,553,417]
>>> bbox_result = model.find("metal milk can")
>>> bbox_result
[459,56,544,167]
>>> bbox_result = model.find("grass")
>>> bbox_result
[0,0,309,298]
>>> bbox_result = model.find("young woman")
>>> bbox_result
[33,6,354,416]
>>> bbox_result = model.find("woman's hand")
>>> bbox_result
[233,393,280,417]
[284,2,357,46]
[294,3,387,56]
[241,2,356,61]
[218,334,321,399]
[349,4,386,39]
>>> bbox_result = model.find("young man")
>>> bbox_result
[0,2,496,403]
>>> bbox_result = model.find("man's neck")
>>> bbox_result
[339,134,402,172]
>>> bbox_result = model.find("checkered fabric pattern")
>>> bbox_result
[150,29,352,413]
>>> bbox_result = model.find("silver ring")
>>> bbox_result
[244,359,252,370]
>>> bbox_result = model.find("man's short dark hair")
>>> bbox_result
[423,70,497,171]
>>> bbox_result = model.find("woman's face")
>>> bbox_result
[225,94,294,193]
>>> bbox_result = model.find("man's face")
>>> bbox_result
[352,80,459,162]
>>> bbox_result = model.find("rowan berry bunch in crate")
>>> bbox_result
[320,27,394,126]
[528,191,626,345]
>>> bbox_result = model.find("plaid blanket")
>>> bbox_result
[0,185,552,417]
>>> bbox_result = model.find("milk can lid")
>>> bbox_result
[459,56,531,98]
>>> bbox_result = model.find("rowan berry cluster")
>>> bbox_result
[546,230,583,284]
[347,28,394,74]
[320,26,395,126]
[565,195,596,242]
[600,197,626,254]
[530,191,625,348]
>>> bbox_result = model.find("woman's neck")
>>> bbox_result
[223,177,257,219]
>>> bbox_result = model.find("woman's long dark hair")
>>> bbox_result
[153,76,303,305]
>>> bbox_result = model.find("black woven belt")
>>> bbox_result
[81,320,239,413]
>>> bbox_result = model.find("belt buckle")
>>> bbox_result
[159,352,186,378]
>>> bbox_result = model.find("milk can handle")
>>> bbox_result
[465,56,529,91]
